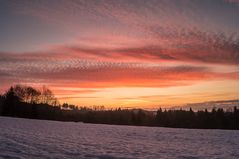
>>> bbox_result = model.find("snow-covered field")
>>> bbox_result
[0,116,238,159]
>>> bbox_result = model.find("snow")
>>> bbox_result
[0,116,238,159]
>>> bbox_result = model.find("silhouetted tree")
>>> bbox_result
[0,95,4,114]
[62,103,69,109]
[0,85,239,129]
[11,85,41,104]
[40,86,58,106]
[2,87,20,116]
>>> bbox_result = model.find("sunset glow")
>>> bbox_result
[1,0,239,109]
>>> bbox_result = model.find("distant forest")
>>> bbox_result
[0,85,239,130]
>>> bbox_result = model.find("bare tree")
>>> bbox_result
[26,87,41,104]
[12,85,41,104]
[40,86,59,106]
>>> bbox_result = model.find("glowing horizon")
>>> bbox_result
[0,0,239,109]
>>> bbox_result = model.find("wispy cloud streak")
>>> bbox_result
[1,0,239,106]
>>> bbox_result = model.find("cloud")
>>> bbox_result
[224,0,239,5]
[1,0,239,93]
[5,0,239,66]
[35,28,239,65]
[145,27,239,65]
[0,71,11,77]
[57,96,99,100]
[1,49,239,89]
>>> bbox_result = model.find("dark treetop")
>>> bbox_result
[0,85,239,130]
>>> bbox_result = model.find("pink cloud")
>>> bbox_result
[1,0,239,95]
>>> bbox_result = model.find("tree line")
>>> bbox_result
[0,85,239,129]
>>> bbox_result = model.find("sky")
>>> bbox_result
[0,0,239,109]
